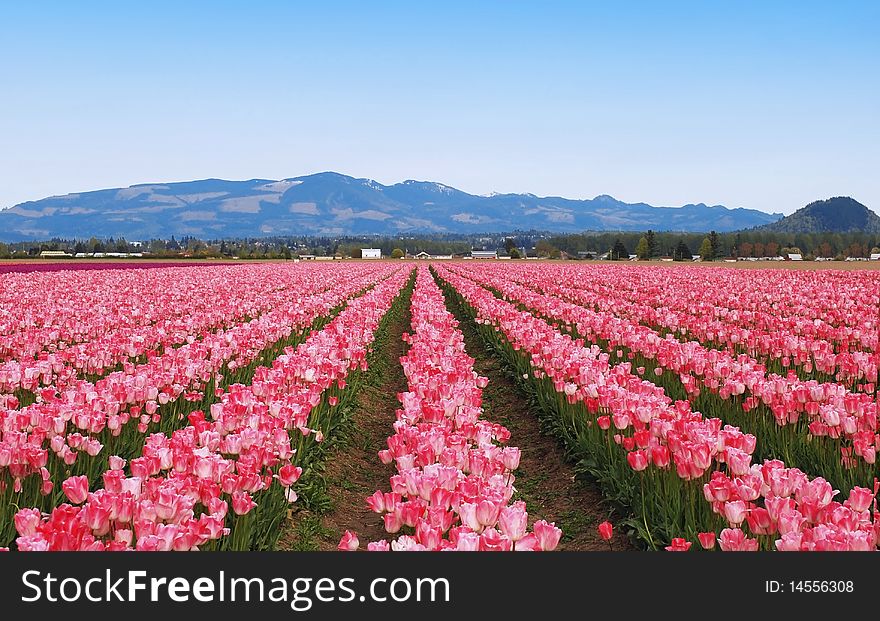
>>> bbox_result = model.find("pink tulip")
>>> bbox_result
[845,487,874,513]
[718,528,759,552]
[533,520,562,551]
[498,503,529,542]
[277,464,302,487]
[231,491,256,516]
[338,530,359,551]
[61,475,89,505]
[723,501,748,527]
[697,532,716,550]
[665,538,692,552]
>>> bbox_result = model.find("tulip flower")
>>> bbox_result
[338,530,359,551]
[697,532,716,550]
[665,538,692,552]
[61,475,89,505]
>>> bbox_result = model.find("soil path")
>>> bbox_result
[447,291,634,551]
[279,289,412,550]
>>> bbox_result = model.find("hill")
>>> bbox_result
[757,197,879,234]
[0,172,782,241]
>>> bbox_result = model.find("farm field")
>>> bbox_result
[1,261,878,552]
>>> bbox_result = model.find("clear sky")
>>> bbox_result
[1,1,877,215]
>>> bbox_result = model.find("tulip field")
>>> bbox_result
[1,260,879,551]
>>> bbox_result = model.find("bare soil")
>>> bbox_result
[278,293,412,551]
[452,299,634,551]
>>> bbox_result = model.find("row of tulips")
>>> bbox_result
[499,264,879,386]
[433,265,878,550]
[449,264,878,490]
[0,264,383,394]
[341,266,561,551]
[560,263,879,350]
[517,265,879,390]
[0,265,398,545]
[11,268,413,550]
[0,264,317,362]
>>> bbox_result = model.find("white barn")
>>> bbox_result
[361,248,382,259]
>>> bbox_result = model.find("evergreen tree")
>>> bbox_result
[673,240,692,261]
[611,239,628,261]
[645,230,657,258]
[708,230,720,259]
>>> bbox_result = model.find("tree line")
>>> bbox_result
[2,229,879,261]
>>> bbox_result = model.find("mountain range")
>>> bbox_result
[755,196,880,234]
[0,172,783,241]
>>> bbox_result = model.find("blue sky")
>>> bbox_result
[1,1,877,215]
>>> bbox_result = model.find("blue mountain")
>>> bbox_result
[0,172,782,240]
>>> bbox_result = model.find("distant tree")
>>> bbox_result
[635,236,650,260]
[645,230,657,258]
[508,248,522,259]
[847,242,867,258]
[535,240,561,259]
[611,239,628,261]
[738,241,753,258]
[752,242,765,258]
[391,248,405,259]
[673,240,692,261]
[765,241,780,257]
[698,237,713,261]
[504,238,517,255]
[818,241,832,258]
[708,231,720,259]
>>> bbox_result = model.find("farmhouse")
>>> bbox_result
[361,248,382,259]
[471,250,497,259]
[413,251,453,260]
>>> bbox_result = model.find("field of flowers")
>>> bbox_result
[1,261,878,551]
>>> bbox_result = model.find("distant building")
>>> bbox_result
[361,248,382,259]
[471,250,497,259]
[692,255,702,261]
[298,254,316,260]
[870,253,880,261]
[39,250,72,258]
[787,253,803,261]
[71,252,142,258]
[629,254,639,261]
[577,251,598,260]
[412,251,453,260]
